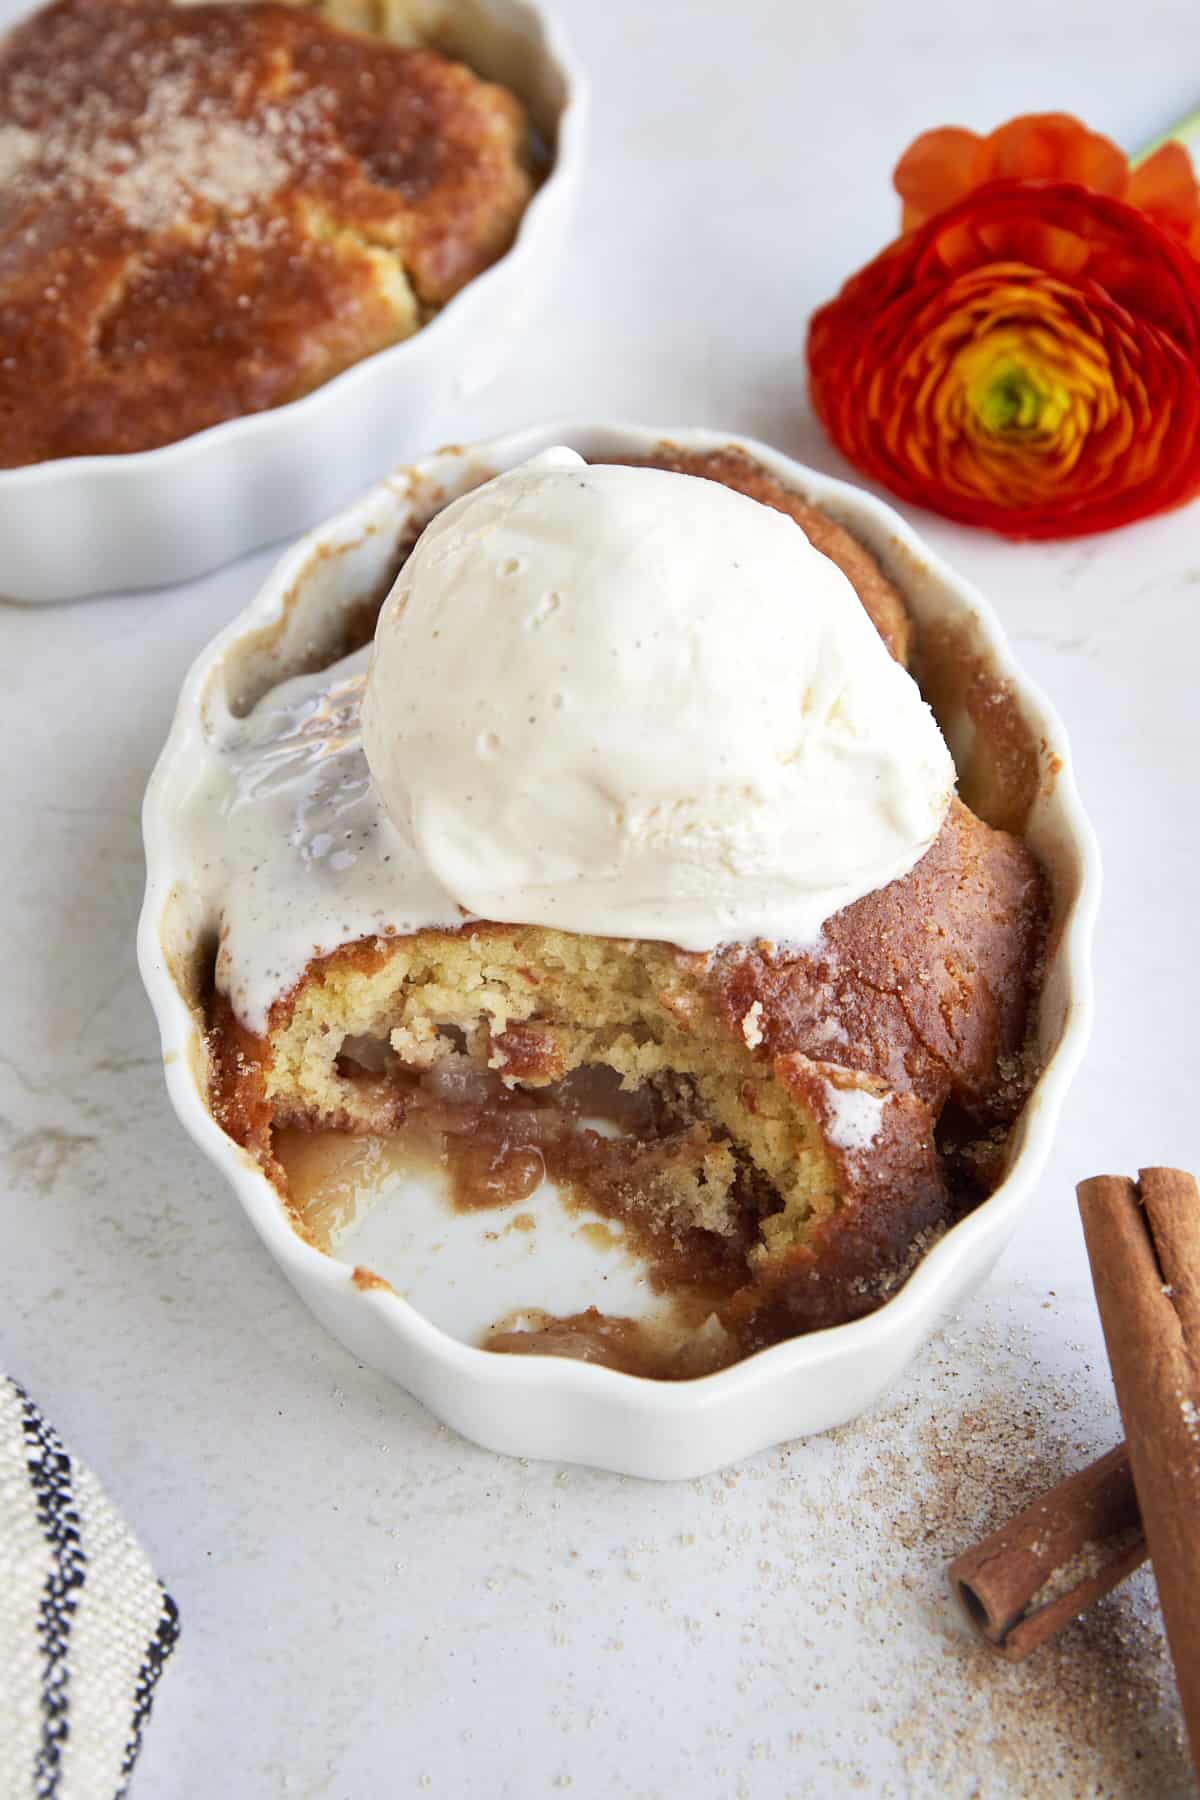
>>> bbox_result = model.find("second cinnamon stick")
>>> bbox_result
[1078,1167,1200,1776]
[949,1444,1147,1660]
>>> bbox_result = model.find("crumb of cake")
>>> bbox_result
[351,1263,393,1294]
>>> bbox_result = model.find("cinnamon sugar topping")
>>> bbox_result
[0,0,536,462]
[2,29,327,233]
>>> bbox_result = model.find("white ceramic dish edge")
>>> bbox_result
[0,0,587,605]
[138,421,1101,1481]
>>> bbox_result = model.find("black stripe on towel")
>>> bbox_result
[116,1588,181,1797]
[17,1383,88,1799]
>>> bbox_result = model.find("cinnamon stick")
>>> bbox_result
[948,1443,1147,1660]
[1078,1167,1200,1775]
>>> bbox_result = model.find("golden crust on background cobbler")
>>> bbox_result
[0,0,535,463]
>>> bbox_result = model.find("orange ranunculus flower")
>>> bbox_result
[807,114,1200,538]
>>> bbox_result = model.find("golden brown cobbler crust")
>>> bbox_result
[0,0,534,463]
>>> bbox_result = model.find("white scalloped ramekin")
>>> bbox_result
[139,422,1100,1480]
[0,0,585,604]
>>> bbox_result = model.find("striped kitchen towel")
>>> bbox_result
[0,1378,179,1800]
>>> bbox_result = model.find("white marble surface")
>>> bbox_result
[3,0,1199,1792]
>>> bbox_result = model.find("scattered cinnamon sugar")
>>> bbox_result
[760,1303,1192,1793]
[479,1297,1192,1793]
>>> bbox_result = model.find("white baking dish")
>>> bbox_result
[0,0,585,604]
[138,422,1100,1480]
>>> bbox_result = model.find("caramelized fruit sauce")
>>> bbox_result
[276,1062,758,1378]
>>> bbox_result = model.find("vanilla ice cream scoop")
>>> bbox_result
[361,448,956,950]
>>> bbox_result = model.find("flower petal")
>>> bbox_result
[893,127,986,231]
[984,113,1127,195]
[890,111,1200,250]
[1127,142,1200,239]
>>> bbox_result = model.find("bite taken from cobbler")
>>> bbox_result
[195,446,1048,1377]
